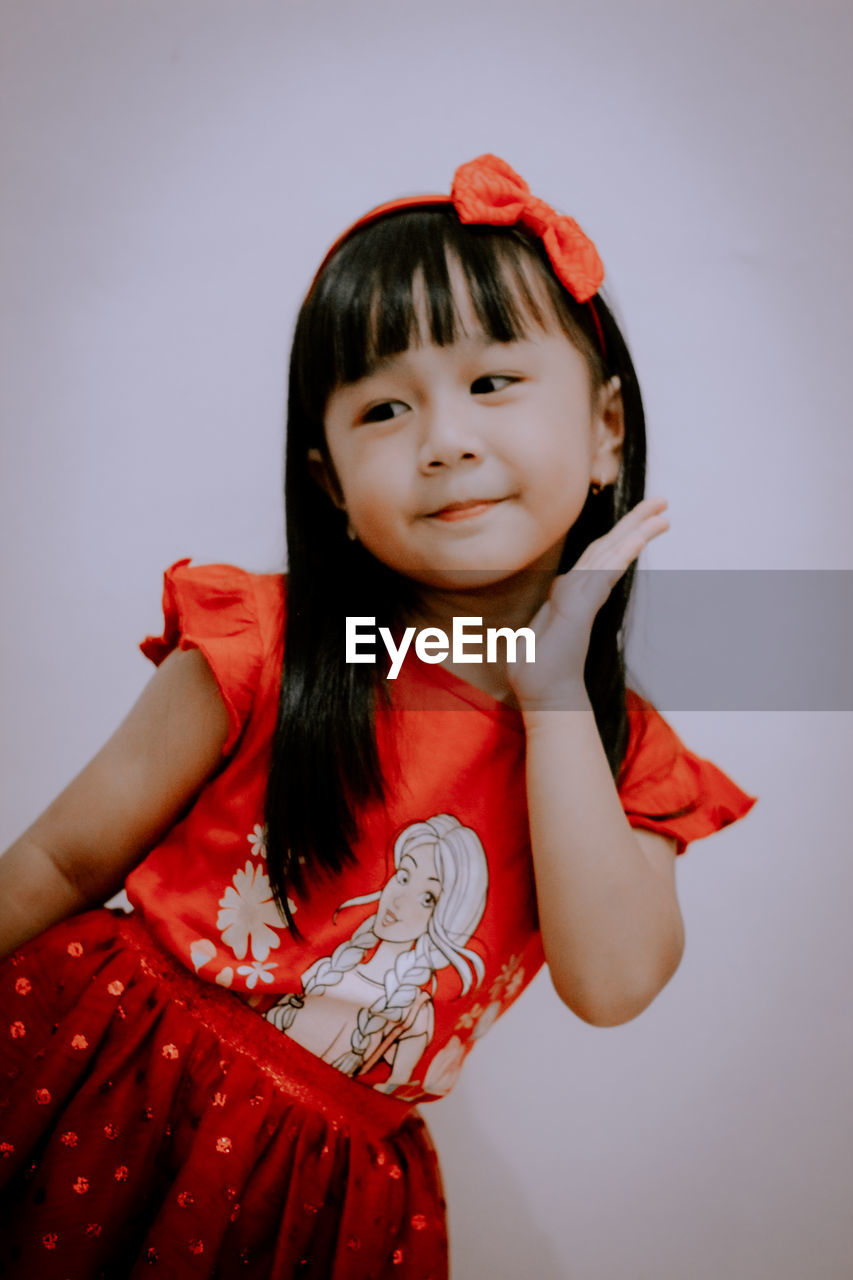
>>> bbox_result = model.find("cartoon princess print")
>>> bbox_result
[265,814,489,1093]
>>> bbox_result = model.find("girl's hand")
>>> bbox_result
[509,497,670,712]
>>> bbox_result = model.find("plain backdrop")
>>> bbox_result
[2,2,852,1277]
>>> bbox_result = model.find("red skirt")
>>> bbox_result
[0,910,448,1279]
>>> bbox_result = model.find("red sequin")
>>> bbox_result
[61,1132,78,1148]
[215,1136,232,1154]
[71,1034,88,1051]
[389,1164,402,1180]
[347,1237,361,1252]
[9,1021,25,1039]
[188,1239,205,1255]
[104,1124,119,1141]
[35,1088,51,1105]
[146,1246,159,1263]
[107,980,125,996]
[411,1214,427,1231]
[114,1165,129,1182]
[230,1203,241,1223]
[0,1141,14,1157]
[225,1185,238,1200]
[86,1223,102,1238]
[14,977,32,995]
[161,1043,179,1060]
[66,941,83,957]
[42,1233,58,1250]
[393,1248,404,1265]
[249,1093,264,1107]
[375,1151,386,1166]
[212,1091,227,1107]
[177,1191,194,1207]
[73,1176,90,1195]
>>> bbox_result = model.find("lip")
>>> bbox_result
[427,498,506,522]
[381,909,399,926]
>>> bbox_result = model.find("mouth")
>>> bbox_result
[426,498,507,522]
[381,910,399,926]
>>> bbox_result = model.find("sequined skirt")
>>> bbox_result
[0,910,448,1279]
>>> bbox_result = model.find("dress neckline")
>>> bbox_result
[395,654,525,731]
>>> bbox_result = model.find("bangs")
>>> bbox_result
[294,209,602,428]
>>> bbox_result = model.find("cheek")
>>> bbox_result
[335,452,399,518]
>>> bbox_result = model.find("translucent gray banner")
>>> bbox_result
[625,571,853,711]
[361,570,853,711]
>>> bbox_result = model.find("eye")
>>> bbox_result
[419,892,436,909]
[361,400,408,424]
[470,374,518,396]
[396,869,410,885]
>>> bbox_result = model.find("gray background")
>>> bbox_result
[2,2,851,1276]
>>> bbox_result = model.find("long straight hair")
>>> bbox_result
[265,208,649,927]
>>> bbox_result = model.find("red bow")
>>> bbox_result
[450,154,604,304]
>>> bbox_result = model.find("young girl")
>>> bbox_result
[0,154,756,1278]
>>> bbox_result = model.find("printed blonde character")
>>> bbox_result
[266,814,489,1092]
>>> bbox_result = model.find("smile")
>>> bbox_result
[381,910,399,926]
[427,498,506,522]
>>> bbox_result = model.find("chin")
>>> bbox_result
[409,563,533,592]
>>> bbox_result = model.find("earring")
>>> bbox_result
[589,479,603,496]
[346,518,358,542]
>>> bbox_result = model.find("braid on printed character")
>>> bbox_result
[334,815,489,1076]
[267,816,489,1074]
[264,914,380,1031]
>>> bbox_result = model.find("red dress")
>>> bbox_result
[0,561,757,1278]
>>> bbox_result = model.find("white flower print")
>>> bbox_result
[247,824,267,859]
[472,1001,502,1040]
[189,939,216,973]
[490,954,523,1001]
[423,1036,468,1097]
[454,1002,485,1033]
[217,861,284,962]
[503,968,525,1002]
[237,960,277,990]
[216,967,234,988]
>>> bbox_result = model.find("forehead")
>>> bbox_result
[368,255,564,370]
[400,839,440,876]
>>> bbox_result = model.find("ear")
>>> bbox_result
[307,447,346,510]
[590,375,625,487]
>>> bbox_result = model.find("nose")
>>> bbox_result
[417,399,482,473]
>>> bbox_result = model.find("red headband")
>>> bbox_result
[312,153,607,350]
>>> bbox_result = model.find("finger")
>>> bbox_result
[575,510,669,572]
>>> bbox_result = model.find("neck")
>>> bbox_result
[403,563,557,703]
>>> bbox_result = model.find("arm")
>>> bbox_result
[512,498,684,1026]
[0,648,229,960]
[523,706,683,1026]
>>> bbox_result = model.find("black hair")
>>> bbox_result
[264,207,654,927]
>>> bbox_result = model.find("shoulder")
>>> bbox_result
[141,559,284,653]
[618,688,757,855]
[140,560,286,756]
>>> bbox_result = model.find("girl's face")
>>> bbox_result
[314,264,624,598]
[375,844,441,943]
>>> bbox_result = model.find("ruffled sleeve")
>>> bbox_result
[617,690,757,854]
[139,559,263,757]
